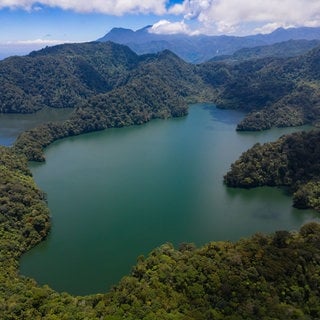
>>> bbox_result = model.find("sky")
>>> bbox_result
[1,0,320,57]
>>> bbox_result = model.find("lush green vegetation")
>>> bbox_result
[1,146,320,319]
[225,130,320,211]
[0,41,319,161]
[2,43,208,161]
[1,40,320,318]
[1,147,320,319]
[200,46,320,131]
[0,42,139,113]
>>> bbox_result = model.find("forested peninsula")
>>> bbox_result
[224,130,320,212]
[1,41,320,318]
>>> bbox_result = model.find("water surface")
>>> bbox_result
[0,108,73,146]
[20,104,318,295]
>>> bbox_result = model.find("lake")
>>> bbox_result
[19,104,318,295]
[0,107,73,146]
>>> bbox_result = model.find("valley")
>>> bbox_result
[0,31,320,319]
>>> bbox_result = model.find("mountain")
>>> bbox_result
[199,45,320,130]
[210,39,320,63]
[5,42,207,160]
[1,39,319,159]
[0,41,141,113]
[249,26,320,44]
[98,26,320,63]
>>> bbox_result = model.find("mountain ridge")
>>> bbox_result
[0,40,319,158]
[98,26,320,63]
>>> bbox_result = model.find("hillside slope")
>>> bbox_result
[1,41,318,159]
[0,42,141,113]
[200,45,320,130]
[9,45,207,161]
[224,130,320,211]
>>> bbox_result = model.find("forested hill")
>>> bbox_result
[8,43,207,161]
[1,39,320,128]
[0,41,205,114]
[200,45,320,130]
[0,41,143,113]
[1,40,320,160]
[2,38,320,319]
[224,130,320,212]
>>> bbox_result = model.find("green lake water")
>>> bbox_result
[0,107,73,146]
[19,104,319,295]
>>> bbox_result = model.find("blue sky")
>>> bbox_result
[0,0,320,58]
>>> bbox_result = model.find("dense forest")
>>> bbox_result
[0,41,315,161]
[200,45,320,131]
[0,41,208,160]
[1,146,320,319]
[1,40,320,318]
[225,130,320,211]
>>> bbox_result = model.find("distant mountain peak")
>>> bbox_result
[97,27,134,43]
[137,25,152,32]
[98,25,320,63]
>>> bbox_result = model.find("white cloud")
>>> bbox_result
[0,38,73,58]
[4,38,71,45]
[168,0,320,35]
[1,0,320,35]
[253,23,289,35]
[150,19,194,35]
[0,0,168,15]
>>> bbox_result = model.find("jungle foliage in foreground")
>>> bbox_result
[225,130,320,211]
[1,146,320,319]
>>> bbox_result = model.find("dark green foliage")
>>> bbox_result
[1,39,320,319]
[101,229,320,319]
[1,146,320,319]
[236,82,320,131]
[200,45,320,131]
[224,130,320,211]
[2,40,320,138]
[12,49,206,161]
[1,139,320,319]
[0,42,141,113]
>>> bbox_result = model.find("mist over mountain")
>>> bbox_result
[98,26,320,63]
